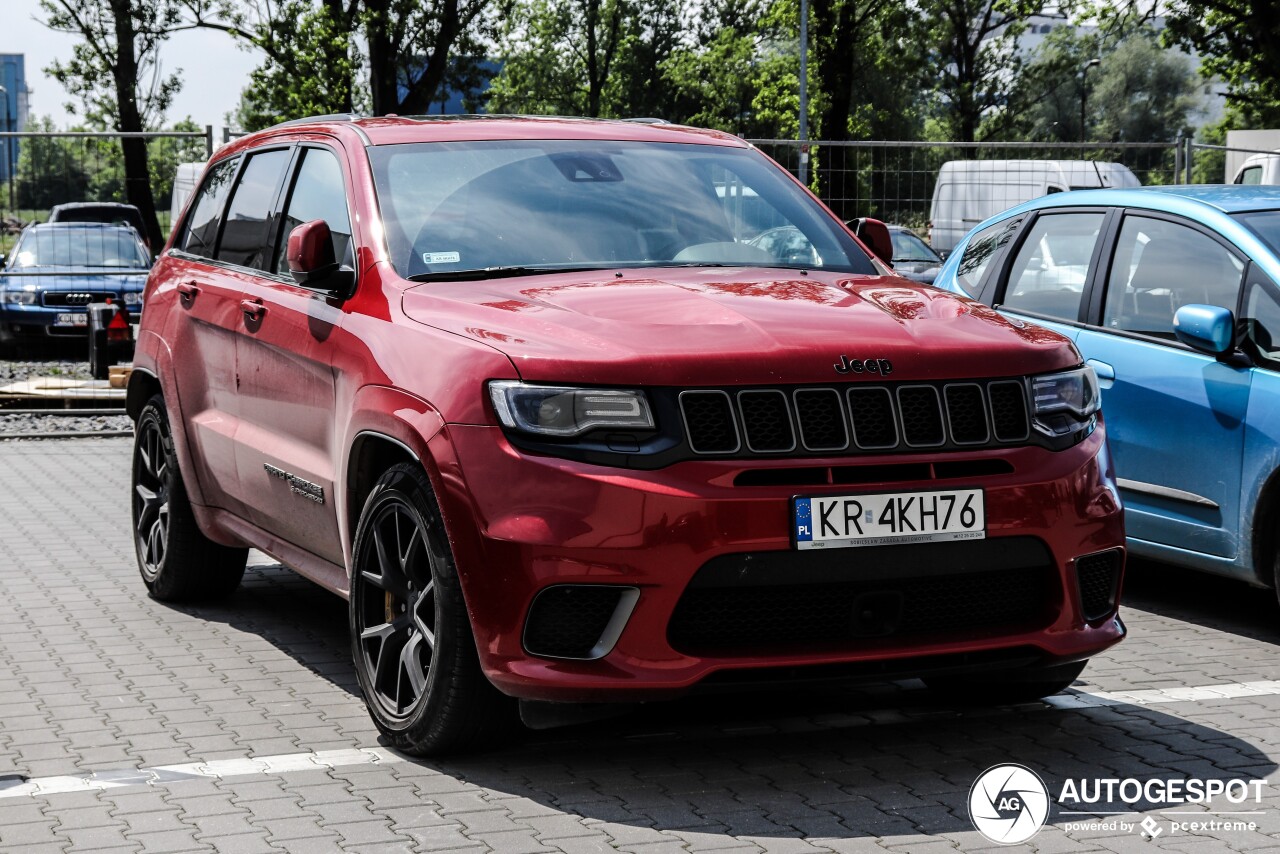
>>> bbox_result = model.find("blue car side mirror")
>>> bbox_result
[1173,304,1235,356]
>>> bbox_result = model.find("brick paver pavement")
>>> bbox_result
[3,438,1280,852]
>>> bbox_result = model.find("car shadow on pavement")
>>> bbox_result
[158,562,1280,843]
[426,691,1278,841]
[1124,557,1280,645]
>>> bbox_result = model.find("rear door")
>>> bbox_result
[232,143,352,566]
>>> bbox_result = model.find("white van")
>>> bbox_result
[1230,152,1280,185]
[170,161,205,234]
[929,160,1140,255]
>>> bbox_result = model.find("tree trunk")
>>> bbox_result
[365,0,398,115]
[110,0,163,249]
[395,0,462,113]
[585,0,602,116]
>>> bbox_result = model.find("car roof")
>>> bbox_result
[51,202,141,211]
[27,222,146,236]
[994,184,1280,218]
[218,114,749,155]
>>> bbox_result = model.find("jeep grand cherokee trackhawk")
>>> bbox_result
[127,115,1125,754]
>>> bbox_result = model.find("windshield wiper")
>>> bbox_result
[407,265,610,282]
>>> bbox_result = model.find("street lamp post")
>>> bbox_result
[798,0,809,186]
[1079,59,1101,143]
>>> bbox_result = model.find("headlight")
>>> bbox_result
[489,381,655,437]
[2,288,37,305]
[123,292,143,306]
[1030,366,1100,436]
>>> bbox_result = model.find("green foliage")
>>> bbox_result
[1005,25,1202,143]
[1164,0,1280,126]
[233,1,360,131]
[918,0,1044,142]
[13,116,206,214]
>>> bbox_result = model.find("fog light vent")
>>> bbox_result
[523,585,638,660]
[1075,549,1123,622]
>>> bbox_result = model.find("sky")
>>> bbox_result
[8,0,263,133]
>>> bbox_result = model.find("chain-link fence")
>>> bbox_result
[750,140,1184,235]
[0,129,214,252]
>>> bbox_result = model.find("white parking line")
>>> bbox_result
[4,680,1280,800]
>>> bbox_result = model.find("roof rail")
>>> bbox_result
[622,117,671,125]
[267,113,365,130]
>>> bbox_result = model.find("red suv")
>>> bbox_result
[127,115,1125,754]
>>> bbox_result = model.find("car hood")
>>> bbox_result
[401,267,1079,386]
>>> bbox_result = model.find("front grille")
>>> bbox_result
[1075,549,1123,622]
[680,380,1031,457]
[43,292,116,307]
[668,538,1058,655]
[523,585,631,659]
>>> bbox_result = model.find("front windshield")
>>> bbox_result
[12,228,149,269]
[890,230,940,263]
[368,140,875,279]
[1234,210,1280,255]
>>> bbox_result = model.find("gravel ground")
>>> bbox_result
[0,357,94,383]
[0,357,132,439]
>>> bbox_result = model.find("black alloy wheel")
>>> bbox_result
[349,463,514,755]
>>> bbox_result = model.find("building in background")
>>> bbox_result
[0,55,30,184]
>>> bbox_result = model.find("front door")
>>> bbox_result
[233,145,353,566]
[1076,213,1251,560]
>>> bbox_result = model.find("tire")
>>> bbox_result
[349,462,515,756]
[924,660,1087,704]
[131,394,248,601]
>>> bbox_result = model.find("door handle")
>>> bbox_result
[1086,359,1115,388]
[176,281,200,300]
[240,298,266,321]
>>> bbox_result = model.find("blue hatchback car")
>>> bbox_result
[933,185,1280,593]
[0,222,150,352]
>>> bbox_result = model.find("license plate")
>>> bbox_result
[794,488,985,550]
[54,312,88,327]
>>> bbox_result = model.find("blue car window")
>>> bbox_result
[955,217,1021,296]
[1246,274,1280,368]
[1103,216,1244,339]
[1001,212,1103,322]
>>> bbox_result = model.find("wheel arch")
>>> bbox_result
[126,367,162,422]
[1252,465,1280,586]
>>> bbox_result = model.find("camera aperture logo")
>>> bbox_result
[968,764,1051,845]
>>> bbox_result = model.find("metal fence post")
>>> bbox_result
[1185,137,1195,183]
[1174,136,1183,184]
[204,125,214,160]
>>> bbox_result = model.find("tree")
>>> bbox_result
[39,0,219,247]
[1005,25,1201,143]
[1163,0,1280,125]
[487,0,630,116]
[918,0,1045,142]
[14,116,90,211]
[227,0,362,131]
[363,0,496,115]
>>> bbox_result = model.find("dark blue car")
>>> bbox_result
[0,222,150,352]
[933,186,1280,596]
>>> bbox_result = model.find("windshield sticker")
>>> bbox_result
[423,251,461,265]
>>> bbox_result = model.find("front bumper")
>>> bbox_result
[434,423,1125,702]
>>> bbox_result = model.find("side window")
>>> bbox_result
[1238,166,1263,185]
[1102,216,1244,339]
[955,217,1022,296]
[216,148,293,271]
[1245,268,1280,369]
[179,157,239,258]
[1000,211,1104,322]
[274,148,355,276]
